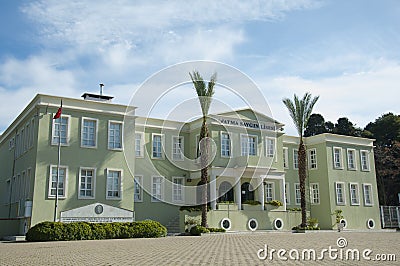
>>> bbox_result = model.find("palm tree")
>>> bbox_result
[282,93,319,228]
[190,70,217,227]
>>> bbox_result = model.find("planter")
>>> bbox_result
[217,203,237,210]
[242,204,261,211]
[265,205,283,211]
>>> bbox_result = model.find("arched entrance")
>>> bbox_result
[241,182,254,203]
[218,181,234,202]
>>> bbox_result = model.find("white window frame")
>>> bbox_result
[106,168,123,200]
[310,183,320,205]
[360,150,370,171]
[108,120,123,150]
[265,182,275,202]
[333,147,343,169]
[220,132,231,158]
[134,175,143,202]
[135,132,144,158]
[30,117,35,149]
[284,182,290,204]
[151,133,164,159]
[283,147,289,169]
[293,149,299,169]
[81,117,98,148]
[78,167,96,199]
[24,122,30,151]
[266,137,276,158]
[335,182,346,205]
[151,176,163,202]
[294,183,301,205]
[172,177,185,203]
[241,134,258,156]
[48,165,68,199]
[51,115,71,146]
[308,148,317,169]
[363,183,373,206]
[349,183,360,205]
[172,136,184,161]
[347,148,357,170]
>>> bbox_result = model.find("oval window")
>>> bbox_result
[273,218,284,230]
[339,219,347,229]
[248,218,258,231]
[367,219,375,229]
[220,218,232,231]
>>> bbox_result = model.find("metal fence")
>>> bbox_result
[380,206,400,228]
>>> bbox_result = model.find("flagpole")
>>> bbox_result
[53,100,62,222]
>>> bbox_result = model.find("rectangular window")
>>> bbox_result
[106,169,122,199]
[308,148,317,169]
[173,177,184,202]
[285,182,290,204]
[360,150,370,171]
[108,121,123,150]
[134,176,143,202]
[283,147,289,168]
[152,176,163,202]
[350,183,360,205]
[172,136,184,160]
[347,149,356,170]
[82,118,97,147]
[25,123,30,151]
[294,183,301,205]
[241,135,257,156]
[49,165,67,198]
[363,184,373,206]
[293,149,299,169]
[221,132,231,157]
[135,133,144,157]
[335,182,345,205]
[79,168,95,198]
[310,183,320,204]
[333,147,343,169]
[266,137,275,157]
[21,128,25,153]
[52,116,69,145]
[152,134,163,158]
[265,182,274,202]
[30,118,35,148]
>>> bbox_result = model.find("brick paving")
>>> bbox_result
[0,231,399,265]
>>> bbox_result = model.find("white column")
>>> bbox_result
[210,173,217,210]
[235,180,241,210]
[258,177,265,210]
[281,178,286,211]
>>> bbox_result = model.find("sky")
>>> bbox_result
[0,0,399,136]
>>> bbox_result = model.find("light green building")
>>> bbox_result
[0,93,381,236]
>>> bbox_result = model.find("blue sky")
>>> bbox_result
[0,0,399,135]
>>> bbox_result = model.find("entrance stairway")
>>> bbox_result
[165,216,181,235]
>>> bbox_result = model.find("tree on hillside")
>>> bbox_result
[304,113,327,137]
[283,92,319,228]
[365,113,400,147]
[190,70,217,227]
[334,117,357,136]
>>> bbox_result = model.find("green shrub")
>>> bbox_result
[242,200,261,205]
[287,207,301,211]
[179,205,211,212]
[190,225,209,236]
[265,200,283,207]
[26,220,167,242]
[207,227,226,233]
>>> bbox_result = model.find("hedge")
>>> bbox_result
[26,220,167,242]
[189,225,226,236]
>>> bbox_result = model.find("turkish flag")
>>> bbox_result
[53,100,62,119]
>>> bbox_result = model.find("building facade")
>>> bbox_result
[0,94,381,236]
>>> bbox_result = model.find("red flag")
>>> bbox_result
[53,100,62,119]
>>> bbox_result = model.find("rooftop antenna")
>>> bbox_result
[99,83,104,95]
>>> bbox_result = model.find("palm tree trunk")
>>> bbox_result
[200,118,208,227]
[298,139,307,228]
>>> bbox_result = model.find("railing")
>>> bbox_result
[380,206,400,228]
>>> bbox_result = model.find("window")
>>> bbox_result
[265,182,274,202]
[108,121,122,150]
[9,137,15,150]
[284,182,290,204]
[49,165,67,198]
[266,137,275,157]
[52,116,69,145]
[333,147,343,169]
[310,183,320,204]
[241,135,257,156]
[335,182,345,205]
[81,118,97,147]
[79,168,95,199]
[135,133,144,157]
[349,183,360,205]
[152,176,163,202]
[134,176,143,202]
[360,150,370,171]
[172,136,184,160]
[221,132,231,157]
[30,117,35,148]
[106,169,122,199]
[283,147,289,168]
[24,123,29,151]
[347,149,356,170]
[308,148,317,169]
[293,149,299,169]
[152,134,163,159]
[294,183,301,205]
[173,177,184,202]
[21,128,25,153]
[363,184,373,206]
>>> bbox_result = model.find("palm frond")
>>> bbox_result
[190,71,217,117]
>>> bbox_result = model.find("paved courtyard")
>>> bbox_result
[0,231,399,265]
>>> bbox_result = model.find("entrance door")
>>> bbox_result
[241,182,254,203]
[218,181,234,202]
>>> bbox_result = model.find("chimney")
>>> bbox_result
[81,83,114,103]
